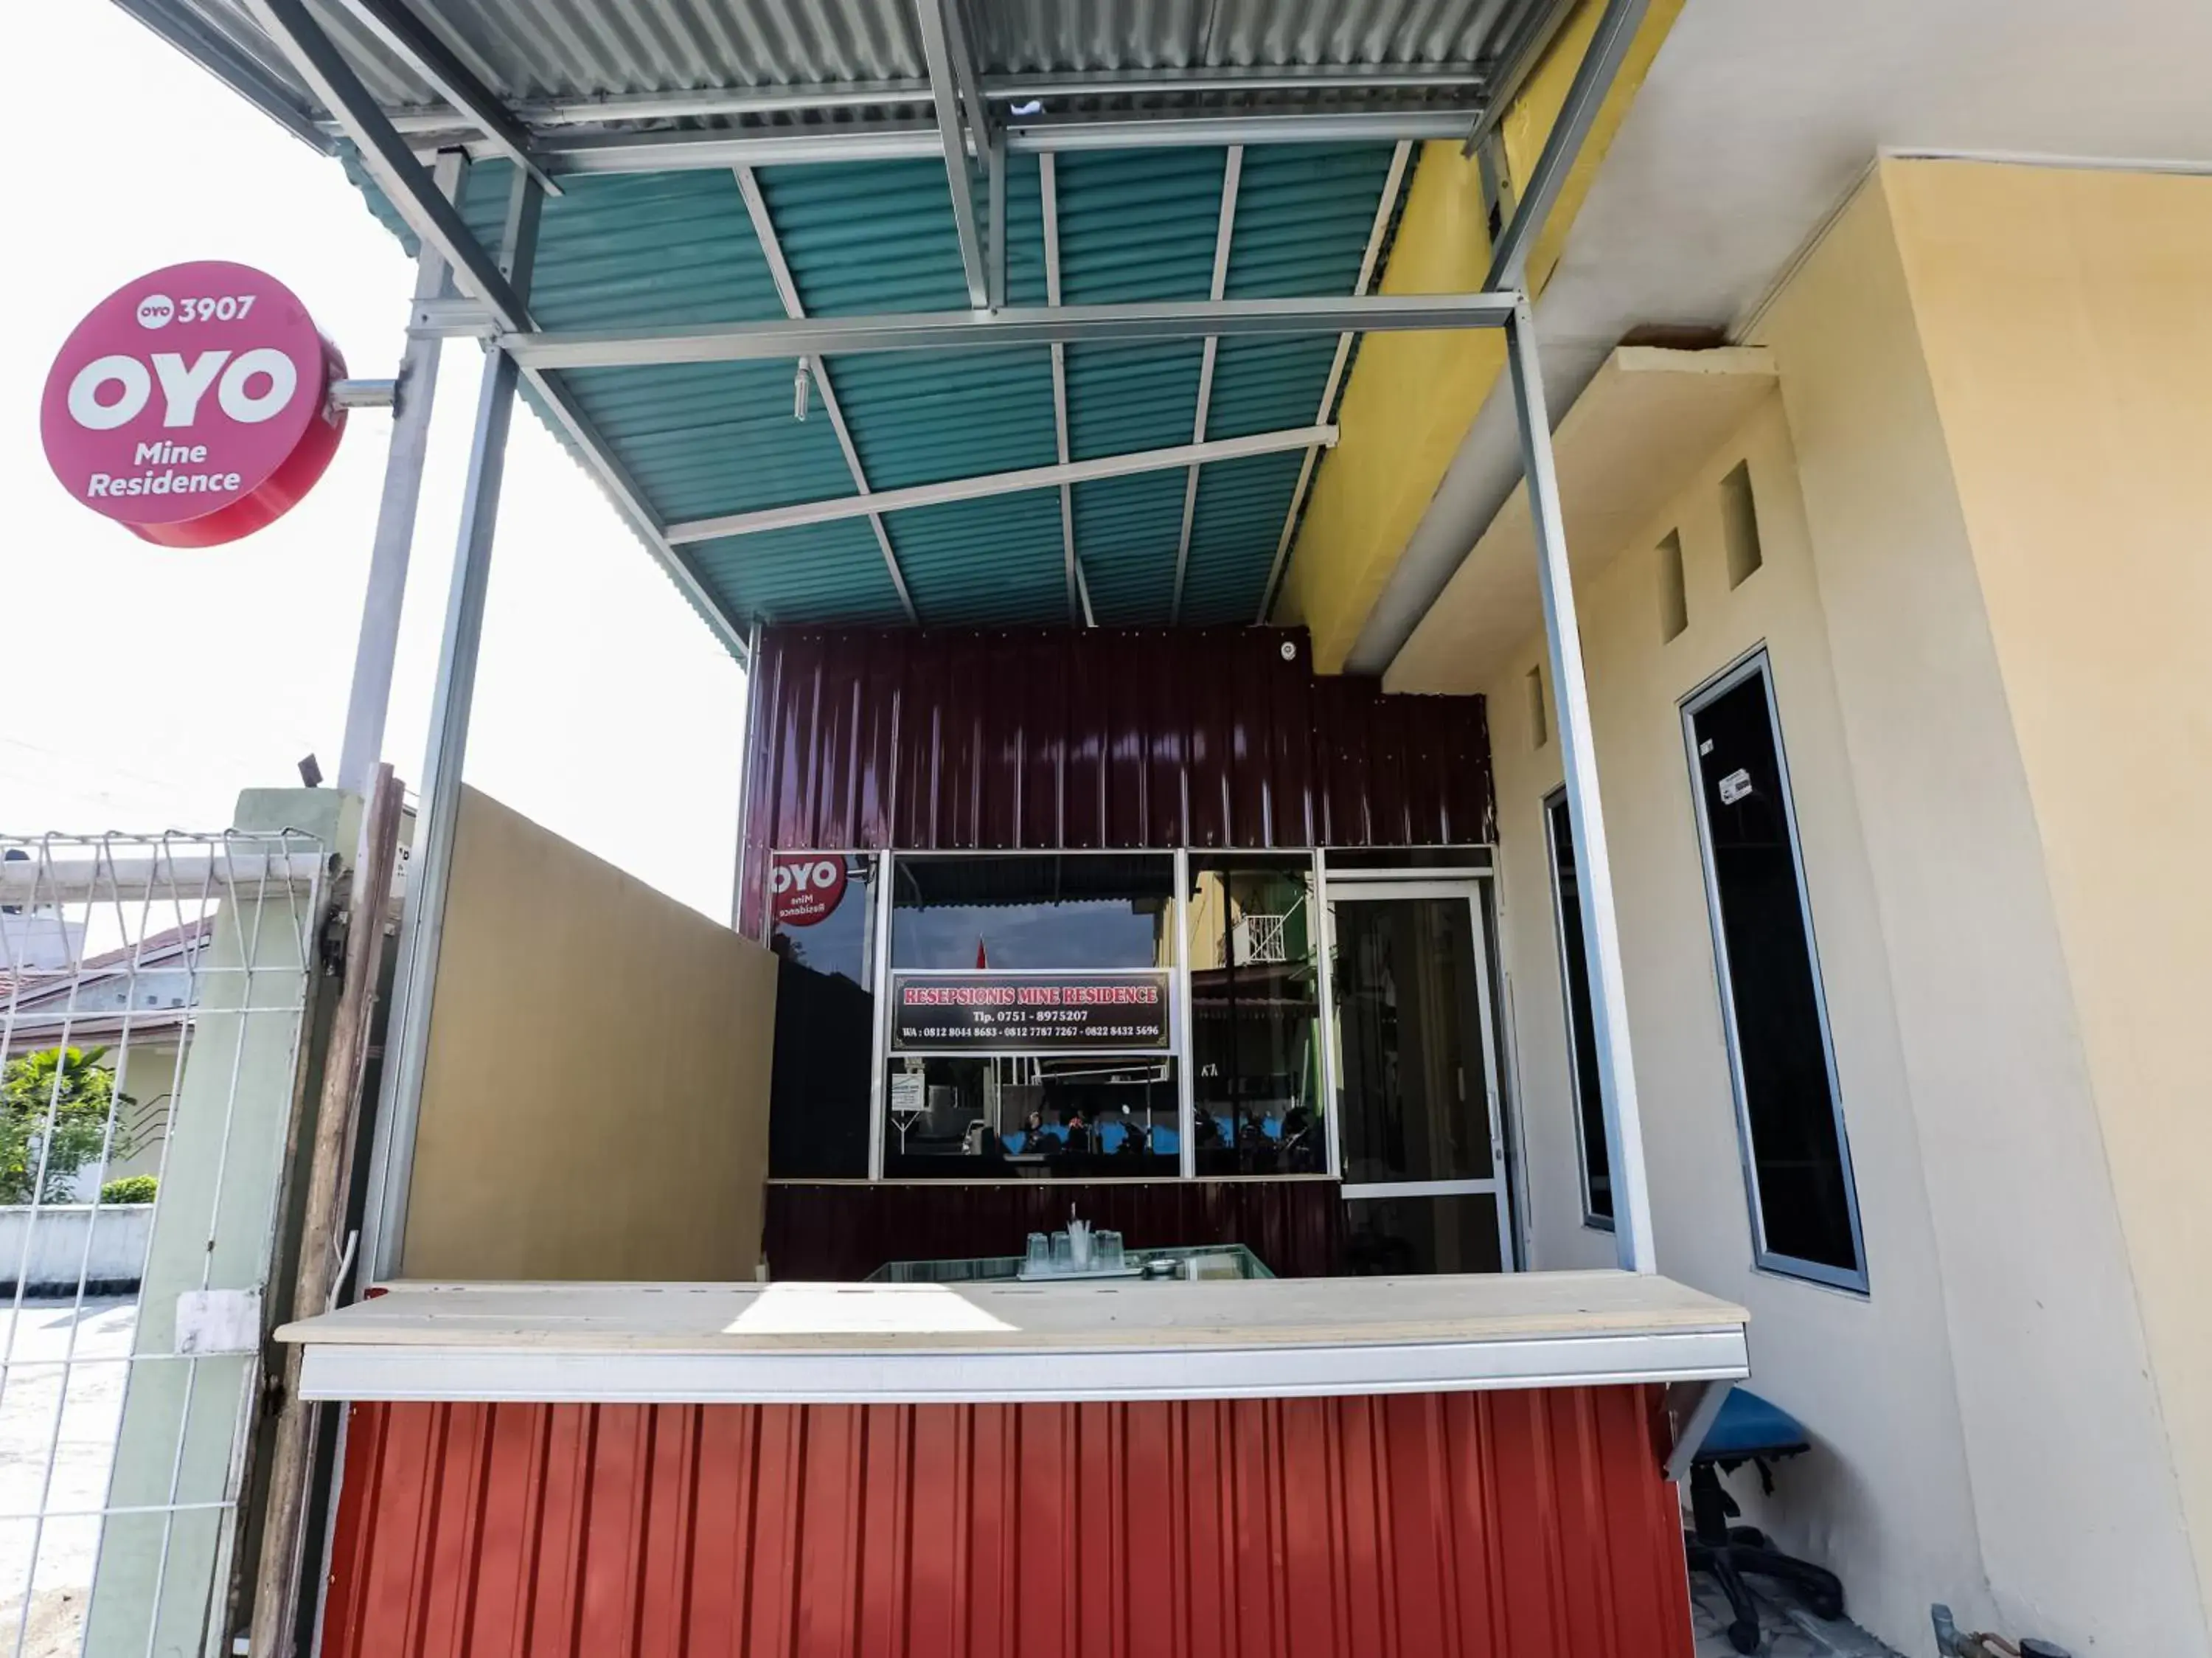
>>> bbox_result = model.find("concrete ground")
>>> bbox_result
[0,1300,137,1658]
[1692,1568,1906,1657]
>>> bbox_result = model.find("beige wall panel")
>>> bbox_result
[1886,156,2212,1645]
[1475,361,1987,1647]
[403,788,776,1283]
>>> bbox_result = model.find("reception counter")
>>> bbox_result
[288,1271,1746,1658]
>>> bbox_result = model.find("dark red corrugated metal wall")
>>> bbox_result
[322,1387,1692,1658]
[737,628,1494,934]
[763,1178,1343,1280]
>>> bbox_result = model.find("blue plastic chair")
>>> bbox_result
[1687,1387,1843,1653]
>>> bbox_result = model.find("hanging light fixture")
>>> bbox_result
[793,357,812,421]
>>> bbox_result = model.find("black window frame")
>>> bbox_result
[1541,788,1613,1232]
[1681,648,1867,1293]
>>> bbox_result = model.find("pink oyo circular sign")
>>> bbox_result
[40,261,347,548]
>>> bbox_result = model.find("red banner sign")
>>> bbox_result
[770,853,849,926]
[40,260,347,547]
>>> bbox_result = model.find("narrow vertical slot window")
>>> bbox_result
[1543,790,1611,1227]
[1721,461,1764,587]
[1525,665,1548,749]
[1657,530,1688,642]
[1683,653,1864,1289]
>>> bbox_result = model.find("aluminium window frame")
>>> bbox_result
[872,847,1188,1179]
[1318,872,1516,1272]
[1541,786,1613,1233]
[1679,647,1868,1294]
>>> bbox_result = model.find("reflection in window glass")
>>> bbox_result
[1345,1192,1502,1275]
[1545,793,1612,1225]
[1186,859,1326,1176]
[882,1055,1178,1179]
[1331,896,1492,1185]
[891,855,1174,970]
[767,854,875,1179]
[1687,656,1863,1285]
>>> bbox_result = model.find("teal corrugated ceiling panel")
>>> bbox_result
[1074,471,1190,625]
[757,159,972,316]
[343,140,1401,644]
[1222,146,1397,300]
[1057,150,1228,305]
[1065,341,1203,460]
[1205,336,1339,440]
[827,347,1059,490]
[1180,449,1309,625]
[559,362,855,521]
[692,519,910,629]
[886,490,1066,625]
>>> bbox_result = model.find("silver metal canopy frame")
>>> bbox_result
[357,166,541,1288]
[243,0,1655,1283]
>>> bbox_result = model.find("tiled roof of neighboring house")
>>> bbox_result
[1,915,215,1019]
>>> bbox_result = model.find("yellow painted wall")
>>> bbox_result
[1883,156,2212,1635]
[1276,0,1683,668]
[403,788,779,1282]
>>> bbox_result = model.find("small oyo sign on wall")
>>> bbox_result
[40,260,347,548]
[770,854,848,927]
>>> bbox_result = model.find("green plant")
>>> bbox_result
[97,1174,159,1206]
[0,1047,138,1206]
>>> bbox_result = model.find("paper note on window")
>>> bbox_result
[1718,768,1754,805]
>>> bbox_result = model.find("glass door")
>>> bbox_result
[1325,879,1513,1274]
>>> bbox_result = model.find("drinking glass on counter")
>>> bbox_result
[1098,1230,1124,1270]
[1026,1232,1051,1274]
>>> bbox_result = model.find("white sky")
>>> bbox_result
[2,6,746,920]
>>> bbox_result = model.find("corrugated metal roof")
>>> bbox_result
[145,0,1548,136]
[352,135,1402,638]
[167,0,1559,649]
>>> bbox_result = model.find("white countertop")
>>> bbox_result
[281,1271,1747,1405]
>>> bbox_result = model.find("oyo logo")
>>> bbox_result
[40,260,347,549]
[770,855,849,927]
[65,350,300,432]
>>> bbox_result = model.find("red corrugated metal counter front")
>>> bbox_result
[321,1387,1692,1658]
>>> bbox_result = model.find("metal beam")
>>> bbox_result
[916,0,989,308]
[1006,109,1475,153]
[246,0,529,331]
[994,66,1486,99]
[734,166,920,625]
[361,167,542,1288]
[665,426,1336,544]
[509,293,1520,370]
[324,0,560,195]
[1040,153,1083,625]
[1171,146,1242,624]
[1258,139,1413,622]
[437,106,1481,177]
[355,65,1491,139]
[250,0,748,665]
[338,148,465,797]
[114,0,333,151]
[1505,293,1655,1275]
[513,364,751,660]
[1485,0,1649,289]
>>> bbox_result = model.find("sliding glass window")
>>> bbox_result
[1683,653,1865,1290]
[1543,791,1612,1227]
